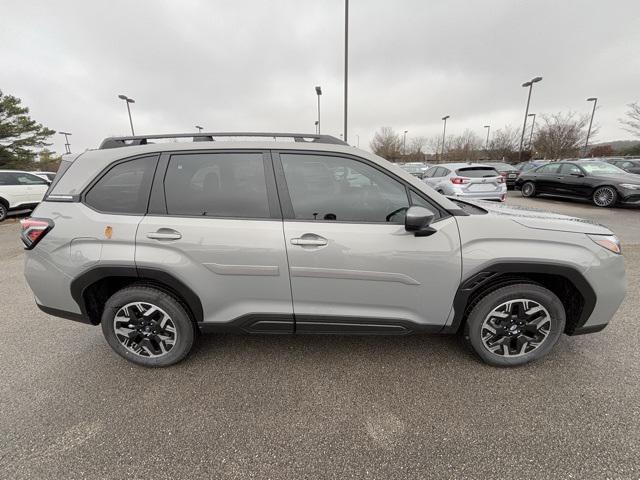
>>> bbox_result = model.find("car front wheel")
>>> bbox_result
[101,285,195,367]
[592,186,617,208]
[464,283,566,367]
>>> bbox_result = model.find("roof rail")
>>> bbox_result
[99,132,348,149]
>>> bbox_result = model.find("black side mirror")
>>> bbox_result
[405,206,437,237]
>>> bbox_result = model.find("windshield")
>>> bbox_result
[456,167,499,178]
[580,162,626,175]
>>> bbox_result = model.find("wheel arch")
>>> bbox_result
[445,262,596,336]
[70,266,204,325]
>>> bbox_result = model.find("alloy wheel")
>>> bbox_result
[480,299,551,357]
[522,182,535,197]
[593,186,616,207]
[113,302,177,357]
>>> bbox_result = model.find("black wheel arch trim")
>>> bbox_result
[70,265,204,324]
[444,261,596,335]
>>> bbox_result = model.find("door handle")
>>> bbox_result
[291,236,328,247]
[146,229,182,240]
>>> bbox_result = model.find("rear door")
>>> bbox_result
[533,163,562,193]
[136,150,294,332]
[274,151,461,333]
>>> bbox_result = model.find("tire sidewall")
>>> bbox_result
[592,186,617,208]
[101,286,194,367]
[521,182,536,197]
[465,284,566,367]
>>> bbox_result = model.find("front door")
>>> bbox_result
[274,151,462,333]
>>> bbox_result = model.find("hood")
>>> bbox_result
[462,200,613,235]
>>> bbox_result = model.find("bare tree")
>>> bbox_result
[370,127,402,162]
[486,125,519,162]
[444,129,482,162]
[533,112,591,159]
[404,136,428,162]
[619,102,640,137]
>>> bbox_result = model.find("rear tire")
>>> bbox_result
[521,181,536,198]
[0,201,7,222]
[101,285,195,367]
[464,283,565,367]
[592,186,617,207]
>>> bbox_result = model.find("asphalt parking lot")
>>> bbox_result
[1,193,638,480]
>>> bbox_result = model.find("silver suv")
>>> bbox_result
[22,133,626,367]
[422,163,507,202]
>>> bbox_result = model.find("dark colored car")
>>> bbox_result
[485,162,520,189]
[605,158,640,175]
[515,160,640,207]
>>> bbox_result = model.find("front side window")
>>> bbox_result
[17,173,48,185]
[164,152,270,218]
[560,164,583,175]
[281,154,409,223]
[85,156,157,214]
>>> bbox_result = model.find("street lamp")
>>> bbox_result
[59,131,72,154]
[441,115,450,160]
[518,76,542,161]
[118,94,136,135]
[195,125,203,133]
[314,120,319,134]
[403,130,408,155]
[484,125,491,151]
[315,86,322,134]
[343,0,349,142]
[584,97,598,156]
[527,113,536,151]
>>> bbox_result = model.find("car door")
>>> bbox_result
[558,163,590,198]
[274,151,462,333]
[15,172,50,203]
[533,163,562,193]
[136,150,294,332]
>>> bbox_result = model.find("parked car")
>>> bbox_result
[604,158,640,175]
[32,171,57,182]
[400,162,429,179]
[0,170,50,221]
[422,163,507,201]
[514,160,550,172]
[22,132,625,368]
[484,162,520,189]
[515,160,640,207]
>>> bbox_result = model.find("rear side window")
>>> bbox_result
[536,163,561,174]
[455,167,499,178]
[164,152,270,218]
[85,156,157,214]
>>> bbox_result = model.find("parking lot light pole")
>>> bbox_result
[195,125,203,133]
[59,131,72,154]
[403,130,408,155]
[518,77,542,161]
[584,97,598,156]
[118,94,136,135]
[343,0,349,143]
[527,113,536,151]
[315,86,322,134]
[441,115,450,161]
[484,125,490,150]
[314,120,319,134]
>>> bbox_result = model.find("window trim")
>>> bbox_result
[272,150,447,225]
[81,154,160,216]
[148,149,282,221]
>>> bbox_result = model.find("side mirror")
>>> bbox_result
[405,206,437,237]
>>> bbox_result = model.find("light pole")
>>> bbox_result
[584,97,598,156]
[403,130,408,155]
[343,0,349,143]
[484,125,491,151]
[314,121,319,134]
[59,131,72,154]
[315,86,322,134]
[118,94,136,135]
[527,113,536,151]
[518,76,542,161]
[441,115,450,161]
[195,125,203,133]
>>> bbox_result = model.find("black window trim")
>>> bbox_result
[271,150,448,225]
[148,149,282,221]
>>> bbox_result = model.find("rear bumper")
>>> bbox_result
[448,191,506,201]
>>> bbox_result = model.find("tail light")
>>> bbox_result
[450,177,470,185]
[497,176,505,183]
[20,218,54,250]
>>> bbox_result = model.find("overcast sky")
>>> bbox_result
[2,0,639,155]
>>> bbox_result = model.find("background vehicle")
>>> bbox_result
[605,158,640,174]
[399,162,429,179]
[515,159,550,172]
[22,132,625,368]
[515,160,640,207]
[32,171,56,182]
[0,170,50,221]
[484,162,520,189]
[422,163,506,201]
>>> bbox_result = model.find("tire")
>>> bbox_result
[101,285,195,367]
[592,186,617,208]
[464,283,565,367]
[0,200,7,222]
[521,181,536,198]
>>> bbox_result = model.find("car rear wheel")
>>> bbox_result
[0,202,6,222]
[101,285,195,367]
[592,186,617,208]
[464,283,565,367]
[521,181,536,198]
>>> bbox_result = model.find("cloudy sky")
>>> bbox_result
[1,0,639,154]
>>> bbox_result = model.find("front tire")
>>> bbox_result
[521,181,536,198]
[464,283,565,367]
[592,186,617,208]
[0,201,7,222]
[101,285,195,367]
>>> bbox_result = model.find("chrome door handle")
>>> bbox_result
[291,236,328,247]
[146,230,182,240]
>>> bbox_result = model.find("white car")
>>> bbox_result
[0,170,50,221]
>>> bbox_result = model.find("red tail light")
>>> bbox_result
[20,218,54,250]
[450,177,470,185]
[497,176,505,183]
